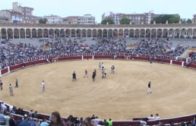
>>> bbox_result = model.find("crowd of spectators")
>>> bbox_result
[2,100,196,126]
[0,38,196,125]
[0,101,114,126]
[0,38,191,69]
[189,52,196,62]
[131,39,188,59]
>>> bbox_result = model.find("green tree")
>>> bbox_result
[181,18,192,24]
[152,14,180,24]
[101,18,114,25]
[181,18,187,24]
[39,18,47,24]
[186,19,192,24]
[120,17,130,25]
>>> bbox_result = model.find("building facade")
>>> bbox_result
[102,12,155,25]
[78,14,95,25]
[0,10,11,22]
[193,14,196,24]
[12,2,33,16]
[44,15,63,24]
[0,23,196,39]
[0,2,37,24]
[0,10,24,23]
[63,14,95,25]
[63,16,78,25]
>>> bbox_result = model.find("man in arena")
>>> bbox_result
[92,69,96,81]
[9,84,14,96]
[101,62,104,70]
[15,78,18,88]
[102,68,107,79]
[0,79,3,90]
[147,81,152,94]
[41,80,45,93]
[84,69,88,78]
[111,65,115,74]
[99,62,103,70]
[72,71,77,81]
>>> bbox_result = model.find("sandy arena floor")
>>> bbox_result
[1,60,196,120]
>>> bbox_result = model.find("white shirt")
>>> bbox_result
[41,82,45,86]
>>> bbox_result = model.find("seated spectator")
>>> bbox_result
[49,111,63,126]
[18,114,30,126]
[154,113,160,120]
[40,118,49,126]
[9,114,16,126]
[0,114,6,126]
[147,114,155,121]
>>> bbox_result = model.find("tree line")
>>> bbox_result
[101,14,192,25]
[38,15,193,25]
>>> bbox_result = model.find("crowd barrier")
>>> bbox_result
[1,54,196,125]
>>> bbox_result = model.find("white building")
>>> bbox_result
[12,2,33,16]
[102,12,155,25]
[63,14,95,25]
[0,10,11,22]
[78,14,95,25]
[12,2,35,23]
[0,2,37,24]
[0,10,23,23]
[44,15,63,24]
[11,11,23,23]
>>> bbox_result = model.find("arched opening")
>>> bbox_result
[124,29,129,38]
[14,29,19,38]
[129,29,134,38]
[113,29,118,38]
[146,29,150,38]
[119,29,123,38]
[43,29,48,38]
[108,29,113,38]
[181,29,187,38]
[71,29,76,37]
[174,29,180,38]
[82,29,86,37]
[38,29,43,38]
[1,29,7,39]
[140,29,145,38]
[76,29,81,37]
[163,29,168,38]
[187,29,193,38]
[49,29,54,38]
[65,29,71,37]
[92,29,97,38]
[87,29,92,37]
[135,29,139,38]
[151,29,156,38]
[97,29,102,38]
[103,29,107,38]
[7,29,13,39]
[168,29,174,38]
[60,29,65,37]
[26,29,31,38]
[193,29,196,39]
[55,29,60,37]
[157,29,163,38]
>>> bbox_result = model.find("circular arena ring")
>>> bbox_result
[1,54,196,125]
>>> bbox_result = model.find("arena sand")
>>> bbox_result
[1,60,196,120]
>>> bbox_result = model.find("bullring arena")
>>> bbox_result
[1,58,196,120]
[2,23,196,125]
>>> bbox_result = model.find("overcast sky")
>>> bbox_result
[0,0,196,22]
